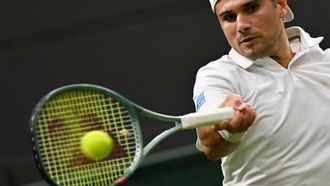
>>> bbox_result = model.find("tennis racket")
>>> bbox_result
[30,84,234,186]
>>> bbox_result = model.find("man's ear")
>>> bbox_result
[277,0,288,20]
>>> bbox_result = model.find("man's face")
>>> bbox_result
[215,0,286,60]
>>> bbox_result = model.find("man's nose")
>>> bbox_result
[236,14,251,33]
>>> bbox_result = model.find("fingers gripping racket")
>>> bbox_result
[30,84,234,186]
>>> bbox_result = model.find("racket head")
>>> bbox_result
[30,84,143,186]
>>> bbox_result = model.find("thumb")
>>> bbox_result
[220,94,243,108]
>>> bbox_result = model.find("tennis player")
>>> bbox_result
[194,0,330,185]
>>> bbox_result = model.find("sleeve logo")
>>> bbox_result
[196,92,205,111]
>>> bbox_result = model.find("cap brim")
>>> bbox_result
[209,0,294,23]
[284,6,294,22]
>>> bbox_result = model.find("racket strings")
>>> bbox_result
[37,142,138,162]
[35,90,141,185]
[38,97,128,118]
[36,115,133,146]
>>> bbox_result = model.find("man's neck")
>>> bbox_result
[270,28,295,69]
[270,49,295,69]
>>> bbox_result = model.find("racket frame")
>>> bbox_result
[30,84,184,186]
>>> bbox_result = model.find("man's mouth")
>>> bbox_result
[240,36,258,45]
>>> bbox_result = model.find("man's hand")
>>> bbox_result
[213,94,256,133]
[197,94,256,160]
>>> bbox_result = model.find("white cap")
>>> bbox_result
[208,0,294,23]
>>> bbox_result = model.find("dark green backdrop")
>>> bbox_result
[0,0,329,185]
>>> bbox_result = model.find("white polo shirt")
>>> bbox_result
[193,27,330,185]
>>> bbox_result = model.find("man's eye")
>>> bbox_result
[223,13,237,22]
[246,4,259,13]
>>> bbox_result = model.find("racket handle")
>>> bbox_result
[180,107,234,129]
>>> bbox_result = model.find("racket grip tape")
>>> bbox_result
[180,107,234,129]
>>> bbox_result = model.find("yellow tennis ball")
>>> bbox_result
[80,130,114,161]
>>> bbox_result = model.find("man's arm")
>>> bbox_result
[197,94,256,160]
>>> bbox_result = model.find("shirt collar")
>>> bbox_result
[228,26,324,69]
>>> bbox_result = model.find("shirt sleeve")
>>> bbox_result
[192,61,235,151]
[193,61,235,112]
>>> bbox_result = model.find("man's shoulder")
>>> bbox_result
[199,54,234,71]
[196,54,240,81]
